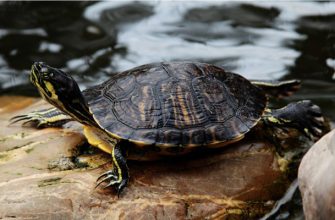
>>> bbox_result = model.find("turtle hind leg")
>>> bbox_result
[10,107,72,128]
[264,100,325,139]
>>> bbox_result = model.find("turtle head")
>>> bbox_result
[31,62,79,101]
[30,62,96,125]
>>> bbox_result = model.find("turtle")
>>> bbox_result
[11,61,324,195]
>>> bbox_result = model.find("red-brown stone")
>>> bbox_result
[0,96,292,219]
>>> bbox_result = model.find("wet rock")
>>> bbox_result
[0,96,307,219]
[298,129,335,220]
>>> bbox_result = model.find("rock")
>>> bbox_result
[0,96,307,219]
[298,129,335,220]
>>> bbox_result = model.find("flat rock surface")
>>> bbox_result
[298,129,335,220]
[0,96,292,220]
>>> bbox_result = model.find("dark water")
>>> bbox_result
[1,2,334,120]
[0,1,334,219]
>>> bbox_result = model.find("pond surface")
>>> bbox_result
[0,1,334,219]
[0,1,334,122]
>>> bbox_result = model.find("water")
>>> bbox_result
[0,1,334,219]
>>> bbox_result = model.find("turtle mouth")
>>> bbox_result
[30,63,39,85]
[30,62,47,85]
[30,62,55,99]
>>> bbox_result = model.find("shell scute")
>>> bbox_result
[182,128,206,146]
[162,62,204,80]
[160,80,207,129]
[156,129,182,146]
[135,65,169,84]
[130,129,157,145]
[113,85,161,129]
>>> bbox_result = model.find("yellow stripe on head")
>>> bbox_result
[44,81,59,100]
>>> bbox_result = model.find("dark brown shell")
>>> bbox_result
[83,62,266,148]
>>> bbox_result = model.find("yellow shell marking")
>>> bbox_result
[206,134,245,148]
[139,101,146,122]
[138,85,149,123]
[177,86,191,125]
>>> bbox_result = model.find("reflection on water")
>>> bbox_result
[0,1,114,68]
[0,2,334,103]
[0,2,334,101]
[0,1,334,219]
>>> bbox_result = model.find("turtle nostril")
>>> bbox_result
[41,67,48,73]
[32,62,46,73]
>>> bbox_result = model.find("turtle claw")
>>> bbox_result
[270,100,326,140]
[95,170,118,188]
[10,112,43,128]
[9,108,71,128]
[95,169,128,196]
[9,115,32,125]
[104,180,120,189]
[299,101,325,139]
[10,112,47,128]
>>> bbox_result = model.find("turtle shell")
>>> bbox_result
[83,62,266,148]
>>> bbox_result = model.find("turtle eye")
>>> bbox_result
[42,73,49,79]
[42,72,54,80]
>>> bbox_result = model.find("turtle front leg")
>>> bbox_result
[10,107,72,128]
[263,100,325,139]
[96,143,129,196]
[83,126,129,196]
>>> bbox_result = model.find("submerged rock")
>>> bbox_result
[0,96,311,219]
[298,129,335,220]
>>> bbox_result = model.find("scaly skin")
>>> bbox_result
[10,107,72,128]
[263,100,324,140]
